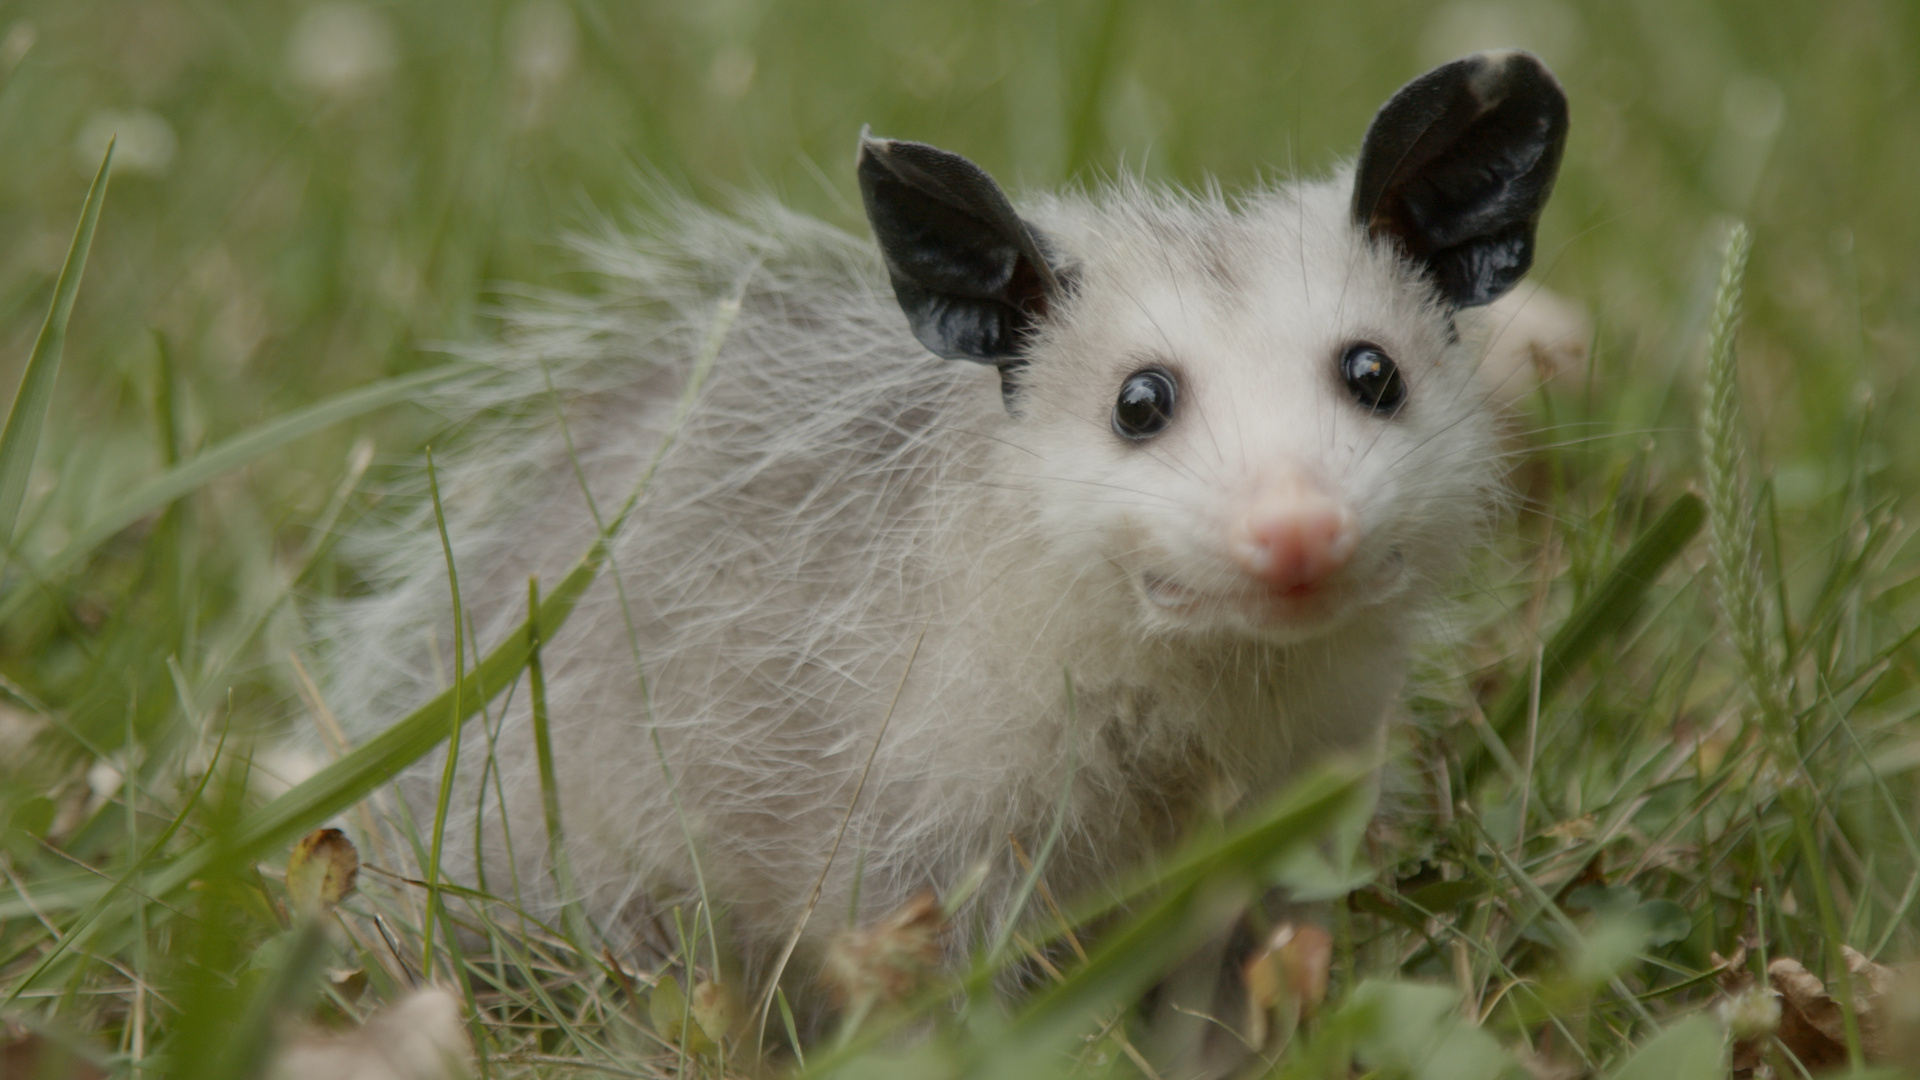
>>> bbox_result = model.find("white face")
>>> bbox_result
[1009,182,1502,645]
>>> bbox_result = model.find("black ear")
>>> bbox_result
[857,131,1061,366]
[1351,51,1568,308]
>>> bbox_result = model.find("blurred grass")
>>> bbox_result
[1,0,1919,1077]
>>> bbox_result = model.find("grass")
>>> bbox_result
[2,0,1920,1077]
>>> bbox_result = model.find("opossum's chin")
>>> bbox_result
[1139,571,1351,643]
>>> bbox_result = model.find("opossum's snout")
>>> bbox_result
[1229,472,1357,594]
[1134,466,1388,642]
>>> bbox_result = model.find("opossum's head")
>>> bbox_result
[860,52,1567,644]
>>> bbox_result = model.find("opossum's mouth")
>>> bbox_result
[1142,571,1336,626]
[1141,550,1405,634]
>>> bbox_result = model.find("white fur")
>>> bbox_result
[320,169,1505,979]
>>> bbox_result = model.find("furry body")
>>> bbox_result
[325,52,1564,986]
[329,181,1489,961]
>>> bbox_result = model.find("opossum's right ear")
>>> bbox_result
[857,131,1061,367]
[1351,51,1569,308]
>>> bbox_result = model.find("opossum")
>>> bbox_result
[323,51,1567,984]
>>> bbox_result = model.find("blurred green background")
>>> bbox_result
[0,0,1912,762]
[0,0,1913,831]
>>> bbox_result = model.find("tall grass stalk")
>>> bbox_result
[1701,223,1782,729]
[526,577,591,951]
[0,140,110,557]
[421,447,467,980]
[1699,220,1863,1066]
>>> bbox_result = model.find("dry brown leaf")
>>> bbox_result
[1241,922,1332,1048]
[286,827,358,914]
[1712,945,1750,988]
[1767,957,1854,1074]
[327,967,368,1004]
[1542,815,1596,841]
[1841,946,1920,1063]
[691,979,742,1043]
[1843,946,1902,1004]
[270,985,471,1080]
[821,890,946,1010]
[1735,948,1920,1075]
[648,974,713,1054]
[1874,963,1920,1068]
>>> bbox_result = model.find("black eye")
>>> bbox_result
[1111,367,1178,440]
[1340,342,1406,414]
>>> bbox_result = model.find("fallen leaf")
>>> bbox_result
[1712,944,1751,992]
[822,891,947,1011]
[1767,957,1852,1074]
[1542,815,1596,841]
[1241,921,1332,1048]
[649,974,714,1054]
[327,967,368,1004]
[1745,948,1920,1074]
[286,828,358,914]
[690,980,741,1043]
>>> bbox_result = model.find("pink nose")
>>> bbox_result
[1231,481,1357,592]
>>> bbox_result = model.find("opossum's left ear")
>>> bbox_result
[1352,51,1568,308]
[858,131,1061,366]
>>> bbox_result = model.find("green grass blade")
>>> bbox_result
[801,763,1371,1078]
[7,561,596,986]
[1605,1015,1725,1080]
[201,920,332,1080]
[1469,492,1707,783]
[0,707,233,1006]
[0,537,605,938]
[978,766,1368,1072]
[0,139,113,554]
[527,576,591,950]
[148,546,602,898]
[0,362,483,614]
[968,881,1239,1080]
[420,447,466,978]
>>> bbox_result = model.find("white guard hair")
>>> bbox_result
[319,167,1507,978]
